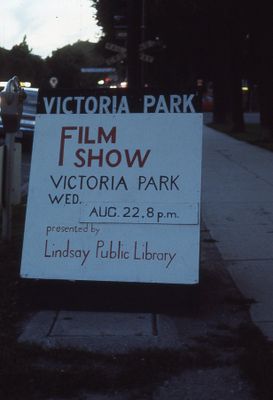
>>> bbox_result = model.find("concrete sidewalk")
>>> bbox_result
[19,311,181,354]
[202,124,273,340]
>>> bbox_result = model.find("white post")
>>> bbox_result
[2,132,16,240]
[0,76,25,240]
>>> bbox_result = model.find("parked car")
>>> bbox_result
[17,87,38,134]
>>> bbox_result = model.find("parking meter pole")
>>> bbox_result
[2,132,16,241]
[0,76,25,241]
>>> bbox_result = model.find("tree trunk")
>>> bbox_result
[211,23,231,124]
[230,50,245,132]
[127,0,141,90]
[258,30,273,134]
[251,1,273,134]
[213,76,229,124]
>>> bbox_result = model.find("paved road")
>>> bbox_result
[202,122,273,339]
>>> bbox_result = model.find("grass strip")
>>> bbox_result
[207,122,273,152]
[1,205,273,399]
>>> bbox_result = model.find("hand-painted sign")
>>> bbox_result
[20,90,202,284]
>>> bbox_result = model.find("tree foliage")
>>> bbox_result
[0,36,105,90]
[0,36,47,87]
[45,41,104,89]
[92,0,273,132]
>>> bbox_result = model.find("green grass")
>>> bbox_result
[0,205,217,398]
[0,344,219,399]
[207,122,273,152]
[0,212,216,398]
[237,323,273,400]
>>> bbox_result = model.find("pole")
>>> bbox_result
[127,0,141,90]
[140,0,146,88]
[2,132,16,240]
[0,76,25,240]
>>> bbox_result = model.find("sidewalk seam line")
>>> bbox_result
[46,310,60,337]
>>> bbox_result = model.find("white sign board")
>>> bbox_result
[21,93,202,284]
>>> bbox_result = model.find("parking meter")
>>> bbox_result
[0,76,26,133]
